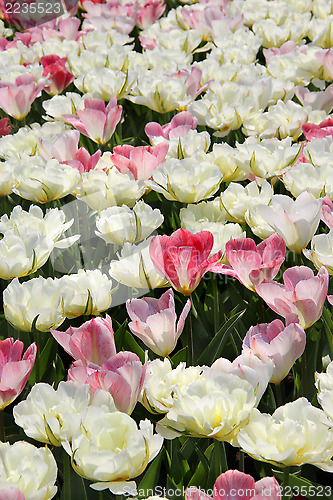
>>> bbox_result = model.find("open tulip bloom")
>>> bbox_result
[149,228,223,295]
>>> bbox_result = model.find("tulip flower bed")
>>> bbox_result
[2,0,333,498]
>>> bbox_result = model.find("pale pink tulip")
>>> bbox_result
[111,142,168,180]
[0,487,25,500]
[135,0,165,29]
[126,288,191,356]
[0,338,36,409]
[63,97,122,145]
[68,351,147,414]
[316,49,333,79]
[255,266,329,329]
[243,318,306,384]
[211,233,286,292]
[145,111,198,141]
[302,117,333,141]
[321,196,333,229]
[328,295,333,306]
[295,86,333,115]
[51,315,116,366]
[149,228,223,296]
[186,470,281,500]
[0,74,45,120]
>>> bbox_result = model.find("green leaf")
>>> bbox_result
[196,307,246,365]
[137,449,164,497]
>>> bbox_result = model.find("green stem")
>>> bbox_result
[33,331,40,383]
[186,297,194,366]
[259,297,265,323]
[301,350,307,397]
[213,274,220,334]
[296,252,302,267]
[239,450,244,472]
[63,448,71,500]
[0,410,5,442]
[275,383,283,407]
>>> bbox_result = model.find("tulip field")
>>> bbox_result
[2,0,333,498]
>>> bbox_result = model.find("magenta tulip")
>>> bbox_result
[243,318,306,384]
[0,338,36,409]
[68,351,147,414]
[149,228,223,295]
[51,315,116,366]
[255,266,329,329]
[126,288,191,356]
[211,233,286,291]
[186,470,281,500]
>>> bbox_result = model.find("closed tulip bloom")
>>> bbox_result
[41,55,75,95]
[0,338,36,409]
[258,192,322,253]
[237,398,333,471]
[211,233,286,291]
[63,97,122,145]
[126,289,191,356]
[68,351,147,414]
[186,470,281,500]
[51,315,116,366]
[149,228,223,295]
[321,196,333,229]
[242,319,306,384]
[255,266,329,329]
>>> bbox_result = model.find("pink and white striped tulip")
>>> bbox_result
[211,233,286,292]
[63,97,122,145]
[243,318,306,384]
[0,338,36,409]
[111,143,168,180]
[135,0,166,29]
[68,351,147,414]
[255,266,329,329]
[149,228,223,296]
[185,470,281,500]
[126,288,191,357]
[302,117,333,141]
[0,74,45,120]
[51,315,116,366]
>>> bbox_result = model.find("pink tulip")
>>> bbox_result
[145,111,198,141]
[111,142,168,180]
[321,196,333,229]
[0,487,25,500]
[68,351,147,414]
[135,0,165,29]
[62,97,122,145]
[41,54,75,95]
[149,228,223,296]
[211,233,286,292]
[0,74,45,120]
[126,288,191,356]
[186,470,281,500]
[243,318,306,384]
[255,266,329,329]
[51,315,116,366]
[0,338,36,409]
[316,48,333,79]
[295,86,333,115]
[0,117,10,137]
[328,295,333,306]
[302,117,333,141]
